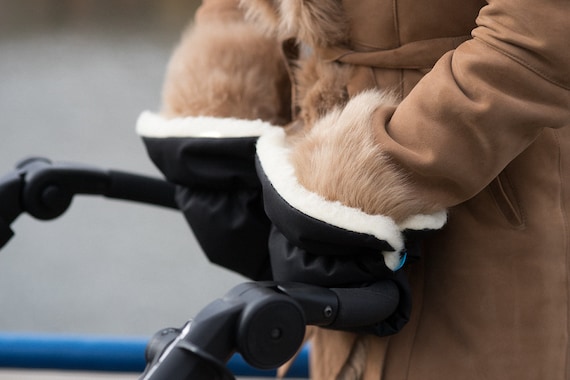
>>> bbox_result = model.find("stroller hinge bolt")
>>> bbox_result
[270,328,282,340]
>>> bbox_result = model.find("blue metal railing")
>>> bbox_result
[0,333,309,378]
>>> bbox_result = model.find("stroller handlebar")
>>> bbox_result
[141,280,400,380]
[0,157,177,249]
[0,158,403,379]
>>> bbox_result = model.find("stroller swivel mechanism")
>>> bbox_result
[0,156,176,249]
[0,157,400,379]
[141,280,398,380]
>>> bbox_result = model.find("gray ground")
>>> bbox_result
[0,2,267,378]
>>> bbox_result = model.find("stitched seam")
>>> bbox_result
[555,130,570,380]
[392,0,401,47]
[487,180,520,227]
[392,0,403,101]
[490,170,527,229]
[502,171,526,226]
[473,36,570,90]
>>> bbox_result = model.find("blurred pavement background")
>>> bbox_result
[0,1,261,378]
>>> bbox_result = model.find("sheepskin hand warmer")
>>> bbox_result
[255,127,446,335]
[256,126,447,281]
[137,111,282,280]
[137,106,446,335]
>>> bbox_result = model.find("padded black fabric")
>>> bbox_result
[142,133,416,335]
[143,135,272,280]
[144,136,261,189]
[176,186,272,280]
[255,156,412,336]
[255,157,396,258]
[268,225,394,285]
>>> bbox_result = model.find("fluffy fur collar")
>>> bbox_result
[239,0,349,47]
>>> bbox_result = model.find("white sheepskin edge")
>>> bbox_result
[398,212,447,231]
[136,111,280,139]
[257,127,405,270]
[257,127,448,271]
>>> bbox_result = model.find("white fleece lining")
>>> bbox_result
[136,111,447,270]
[136,111,279,139]
[256,128,447,270]
[399,212,447,231]
[257,128,404,269]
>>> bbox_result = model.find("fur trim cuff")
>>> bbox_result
[136,111,279,139]
[256,127,446,270]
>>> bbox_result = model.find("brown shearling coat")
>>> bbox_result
[160,0,570,379]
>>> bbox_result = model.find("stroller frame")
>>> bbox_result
[0,157,399,379]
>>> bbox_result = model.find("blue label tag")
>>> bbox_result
[394,251,407,271]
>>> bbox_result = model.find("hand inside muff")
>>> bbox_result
[138,112,284,280]
[255,127,447,335]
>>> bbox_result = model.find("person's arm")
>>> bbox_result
[161,0,291,124]
[290,0,570,221]
[138,0,290,280]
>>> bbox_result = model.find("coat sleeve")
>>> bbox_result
[138,0,290,280]
[290,0,570,221]
[138,114,278,280]
[161,0,291,123]
[375,0,570,208]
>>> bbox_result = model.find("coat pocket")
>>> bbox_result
[488,171,526,229]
